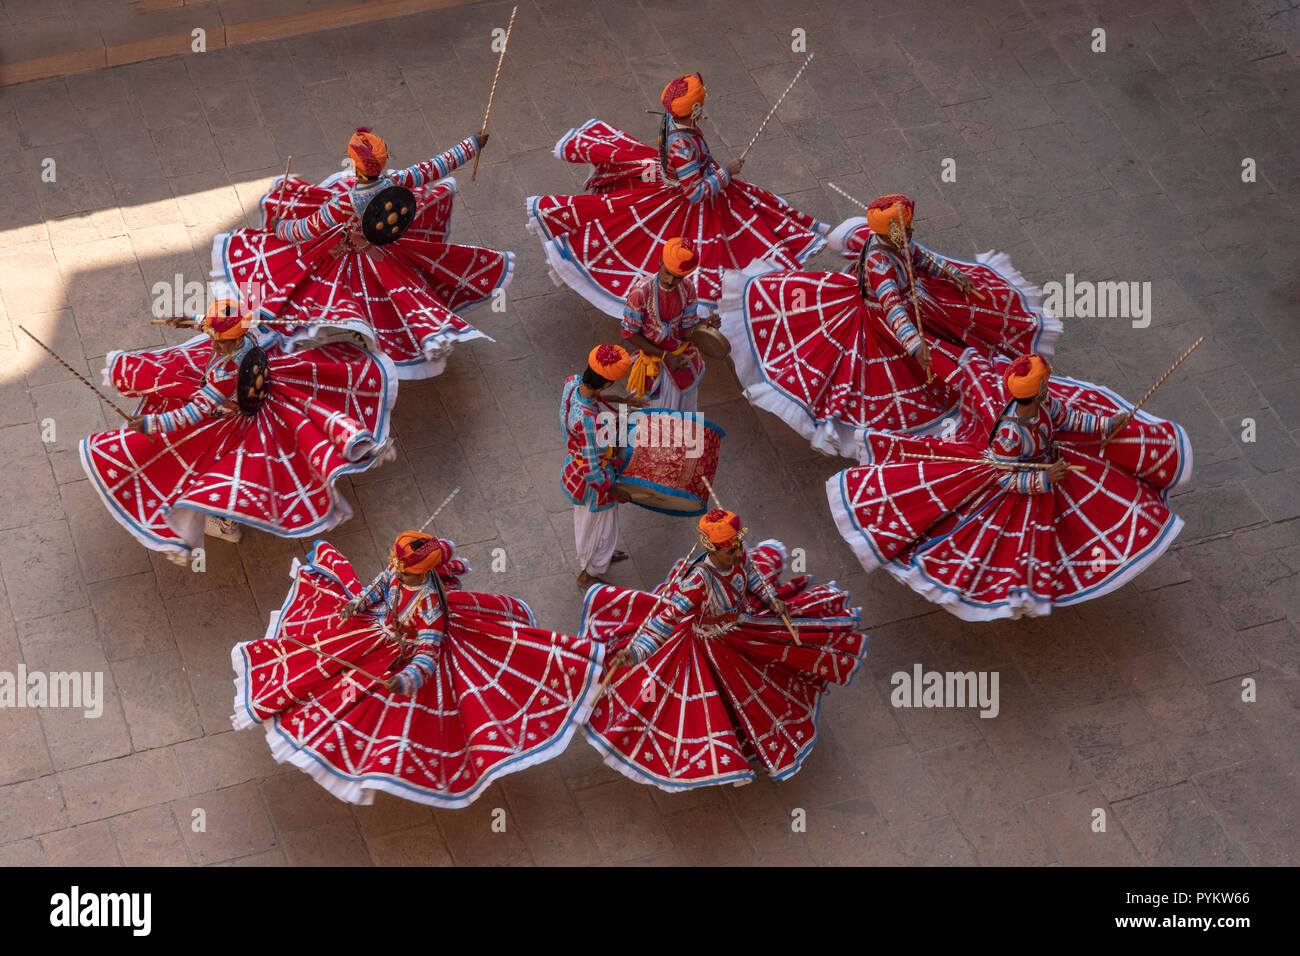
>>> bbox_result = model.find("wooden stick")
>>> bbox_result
[471,4,517,181]
[275,634,386,684]
[826,181,986,301]
[594,545,699,701]
[902,451,1085,472]
[1100,336,1205,449]
[740,52,814,163]
[699,474,724,512]
[269,155,291,230]
[18,326,134,422]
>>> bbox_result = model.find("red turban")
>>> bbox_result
[699,508,745,548]
[661,238,699,276]
[391,532,449,575]
[866,194,915,236]
[588,344,632,381]
[204,298,250,340]
[348,127,388,177]
[661,73,706,118]
[1004,354,1051,399]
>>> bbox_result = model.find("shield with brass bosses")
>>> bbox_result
[237,346,271,415]
[361,185,416,245]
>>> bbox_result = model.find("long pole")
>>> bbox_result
[902,451,1086,472]
[1100,336,1205,449]
[275,633,386,684]
[471,4,517,181]
[740,52,814,163]
[19,326,134,422]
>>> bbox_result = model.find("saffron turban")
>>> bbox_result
[348,127,388,177]
[661,237,700,275]
[391,532,450,575]
[1004,354,1052,399]
[588,344,632,381]
[661,73,706,118]
[866,193,915,236]
[699,509,745,548]
[204,298,250,340]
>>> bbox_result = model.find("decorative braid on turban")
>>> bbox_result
[390,532,450,575]
[865,193,915,236]
[699,508,745,548]
[588,344,632,381]
[1004,354,1052,399]
[204,298,250,340]
[661,237,700,276]
[348,126,388,177]
[661,73,706,118]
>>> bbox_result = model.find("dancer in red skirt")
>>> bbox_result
[80,299,397,564]
[232,532,604,808]
[719,193,1062,457]
[581,510,865,791]
[213,127,512,379]
[827,350,1192,621]
[526,72,827,315]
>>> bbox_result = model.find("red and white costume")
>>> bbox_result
[580,541,865,790]
[827,351,1192,621]
[233,541,604,808]
[526,117,827,315]
[80,333,396,560]
[718,217,1061,457]
[213,137,513,379]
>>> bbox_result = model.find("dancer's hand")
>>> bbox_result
[917,340,932,378]
[613,487,632,504]
[382,676,405,694]
[705,312,721,328]
[1044,459,1069,484]
[607,648,636,673]
[337,602,358,623]
[769,597,787,618]
[727,158,744,176]
[664,351,687,372]
[1109,411,1133,435]
[952,272,974,294]
[475,132,490,150]
[127,416,147,434]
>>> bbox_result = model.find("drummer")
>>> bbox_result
[562,344,638,589]
[622,238,721,413]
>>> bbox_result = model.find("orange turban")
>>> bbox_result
[661,238,699,276]
[588,344,632,381]
[866,194,915,236]
[391,532,448,575]
[1004,354,1051,399]
[348,127,388,177]
[204,298,250,340]
[661,73,706,118]
[699,508,745,548]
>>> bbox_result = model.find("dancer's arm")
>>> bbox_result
[387,135,484,188]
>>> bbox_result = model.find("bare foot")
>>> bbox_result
[577,570,607,590]
[610,550,629,563]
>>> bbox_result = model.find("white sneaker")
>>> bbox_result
[204,515,243,542]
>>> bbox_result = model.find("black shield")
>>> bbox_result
[237,346,271,415]
[361,185,417,245]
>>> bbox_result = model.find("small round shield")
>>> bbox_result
[237,346,271,415]
[361,185,416,245]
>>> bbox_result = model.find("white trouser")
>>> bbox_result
[651,369,698,413]
[574,504,619,575]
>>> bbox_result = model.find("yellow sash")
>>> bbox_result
[628,342,691,398]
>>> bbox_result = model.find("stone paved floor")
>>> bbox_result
[0,0,1297,866]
